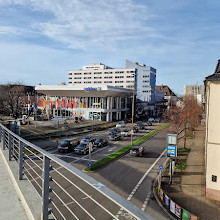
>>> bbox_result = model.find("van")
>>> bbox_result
[58,138,80,152]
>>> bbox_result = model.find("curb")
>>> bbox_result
[0,148,35,220]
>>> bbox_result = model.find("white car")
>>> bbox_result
[148,118,155,122]
[121,129,131,137]
[116,122,125,128]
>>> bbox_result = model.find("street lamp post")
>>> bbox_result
[131,74,135,147]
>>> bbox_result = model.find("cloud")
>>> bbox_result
[0,0,159,50]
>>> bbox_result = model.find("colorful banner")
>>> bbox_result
[165,194,170,209]
[182,209,190,220]
[159,188,163,201]
[43,97,46,110]
[190,214,199,220]
[170,200,175,214]
[175,203,182,218]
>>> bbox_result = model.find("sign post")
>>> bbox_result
[158,165,163,187]
[89,142,93,164]
[166,134,177,185]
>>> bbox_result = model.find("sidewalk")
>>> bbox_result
[161,125,220,220]
[0,149,29,220]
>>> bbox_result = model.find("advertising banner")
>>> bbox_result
[165,194,170,209]
[182,209,190,220]
[175,204,182,218]
[170,200,175,214]
[159,188,164,201]
[190,214,199,220]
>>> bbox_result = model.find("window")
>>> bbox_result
[74,82,81,84]
[127,75,134,78]
[69,73,72,75]
[115,71,124,74]
[127,71,135,73]
[84,72,92,75]
[143,75,150,78]
[143,90,149,93]
[84,81,91,84]
[104,76,112,79]
[126,80,134,83]
[143,85,150,88]
[115,86,124,88]
[143,80,149,83]
[74,77,81,79]
[115,76,124,78]
[104,72,113,74]
[84,77,91,79]
[94,81,102,83]
[94,77,102,79]
[126,85,133,88]
[104,81,112,83]
[115,81,124,83]
[94,72,102,74]
[69,77,72,79]
[74,73,81,75]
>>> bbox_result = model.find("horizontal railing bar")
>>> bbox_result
[23,167,42,190]
[24,161,43,181]
[23,154,43,171]
[51,201,67,220]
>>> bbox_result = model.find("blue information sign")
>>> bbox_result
[87,162,91,167]
[167,145,177,157]
[159,165,163,170]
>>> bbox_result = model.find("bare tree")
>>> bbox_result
[165,95,203,148]
[0,83,26,119]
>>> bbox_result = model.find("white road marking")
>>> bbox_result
[108,147,116,152]
[82,195,92,200]
[65,201,75,206]
[53,154,97,162]
[141,192,151,211]
[127,148,166,201]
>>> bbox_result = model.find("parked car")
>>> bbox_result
[133,126,139,133]
[135,121,145,129]
[148,118,155,122]
[116,122,125,128]
[121,129,131,137]
[74,143,91,155]
[146,121,152,126]
[109,128,121,135]
[109,133,121,141]
[130,146,144,157]
[155,118,161,123]
[93,139,108,148]
[80,135,96,144]
[58,138,80,152]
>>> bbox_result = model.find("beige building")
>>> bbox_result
[204,59,220,201]
[184,85,204,104]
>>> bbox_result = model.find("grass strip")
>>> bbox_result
[84,122,170,172]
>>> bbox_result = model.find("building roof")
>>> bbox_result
[156,85,176,96]
[35,85,132,97]
[205,59,220,81]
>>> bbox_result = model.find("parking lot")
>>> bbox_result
[32,122,163,171]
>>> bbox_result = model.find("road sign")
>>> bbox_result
[159,165,163,170]
[87,162,91,167]
[167,145,177,157]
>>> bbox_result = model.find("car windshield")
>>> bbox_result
[96,139,102,142]
[132,147,139,151]
[60,140,70,146]
[76,144,87,149]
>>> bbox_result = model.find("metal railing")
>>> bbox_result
[0,123,154,220]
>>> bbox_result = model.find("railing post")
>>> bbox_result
[2,129,5,150]
[8,133,12,161]
[42,155,51,220]
[19,141,24,180]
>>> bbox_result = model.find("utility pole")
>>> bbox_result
[131,74,135,146]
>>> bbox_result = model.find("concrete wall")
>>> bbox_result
[205,81,220,201]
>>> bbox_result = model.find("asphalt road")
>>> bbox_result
[28,123,170,220]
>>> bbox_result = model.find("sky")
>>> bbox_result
[0,0,220,95]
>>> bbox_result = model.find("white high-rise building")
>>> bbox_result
[68,60,156,103]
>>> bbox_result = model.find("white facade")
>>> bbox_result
[68,61,156,103]
[184,85,204,104]
[68,63,136,90]
[35,85,132,122]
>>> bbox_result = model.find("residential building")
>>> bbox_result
[156,85,177,107]
[35,85,132,121]
[184,85,205,104]
[204,59,220,201]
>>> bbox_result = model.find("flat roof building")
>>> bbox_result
[35,85,132,122]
